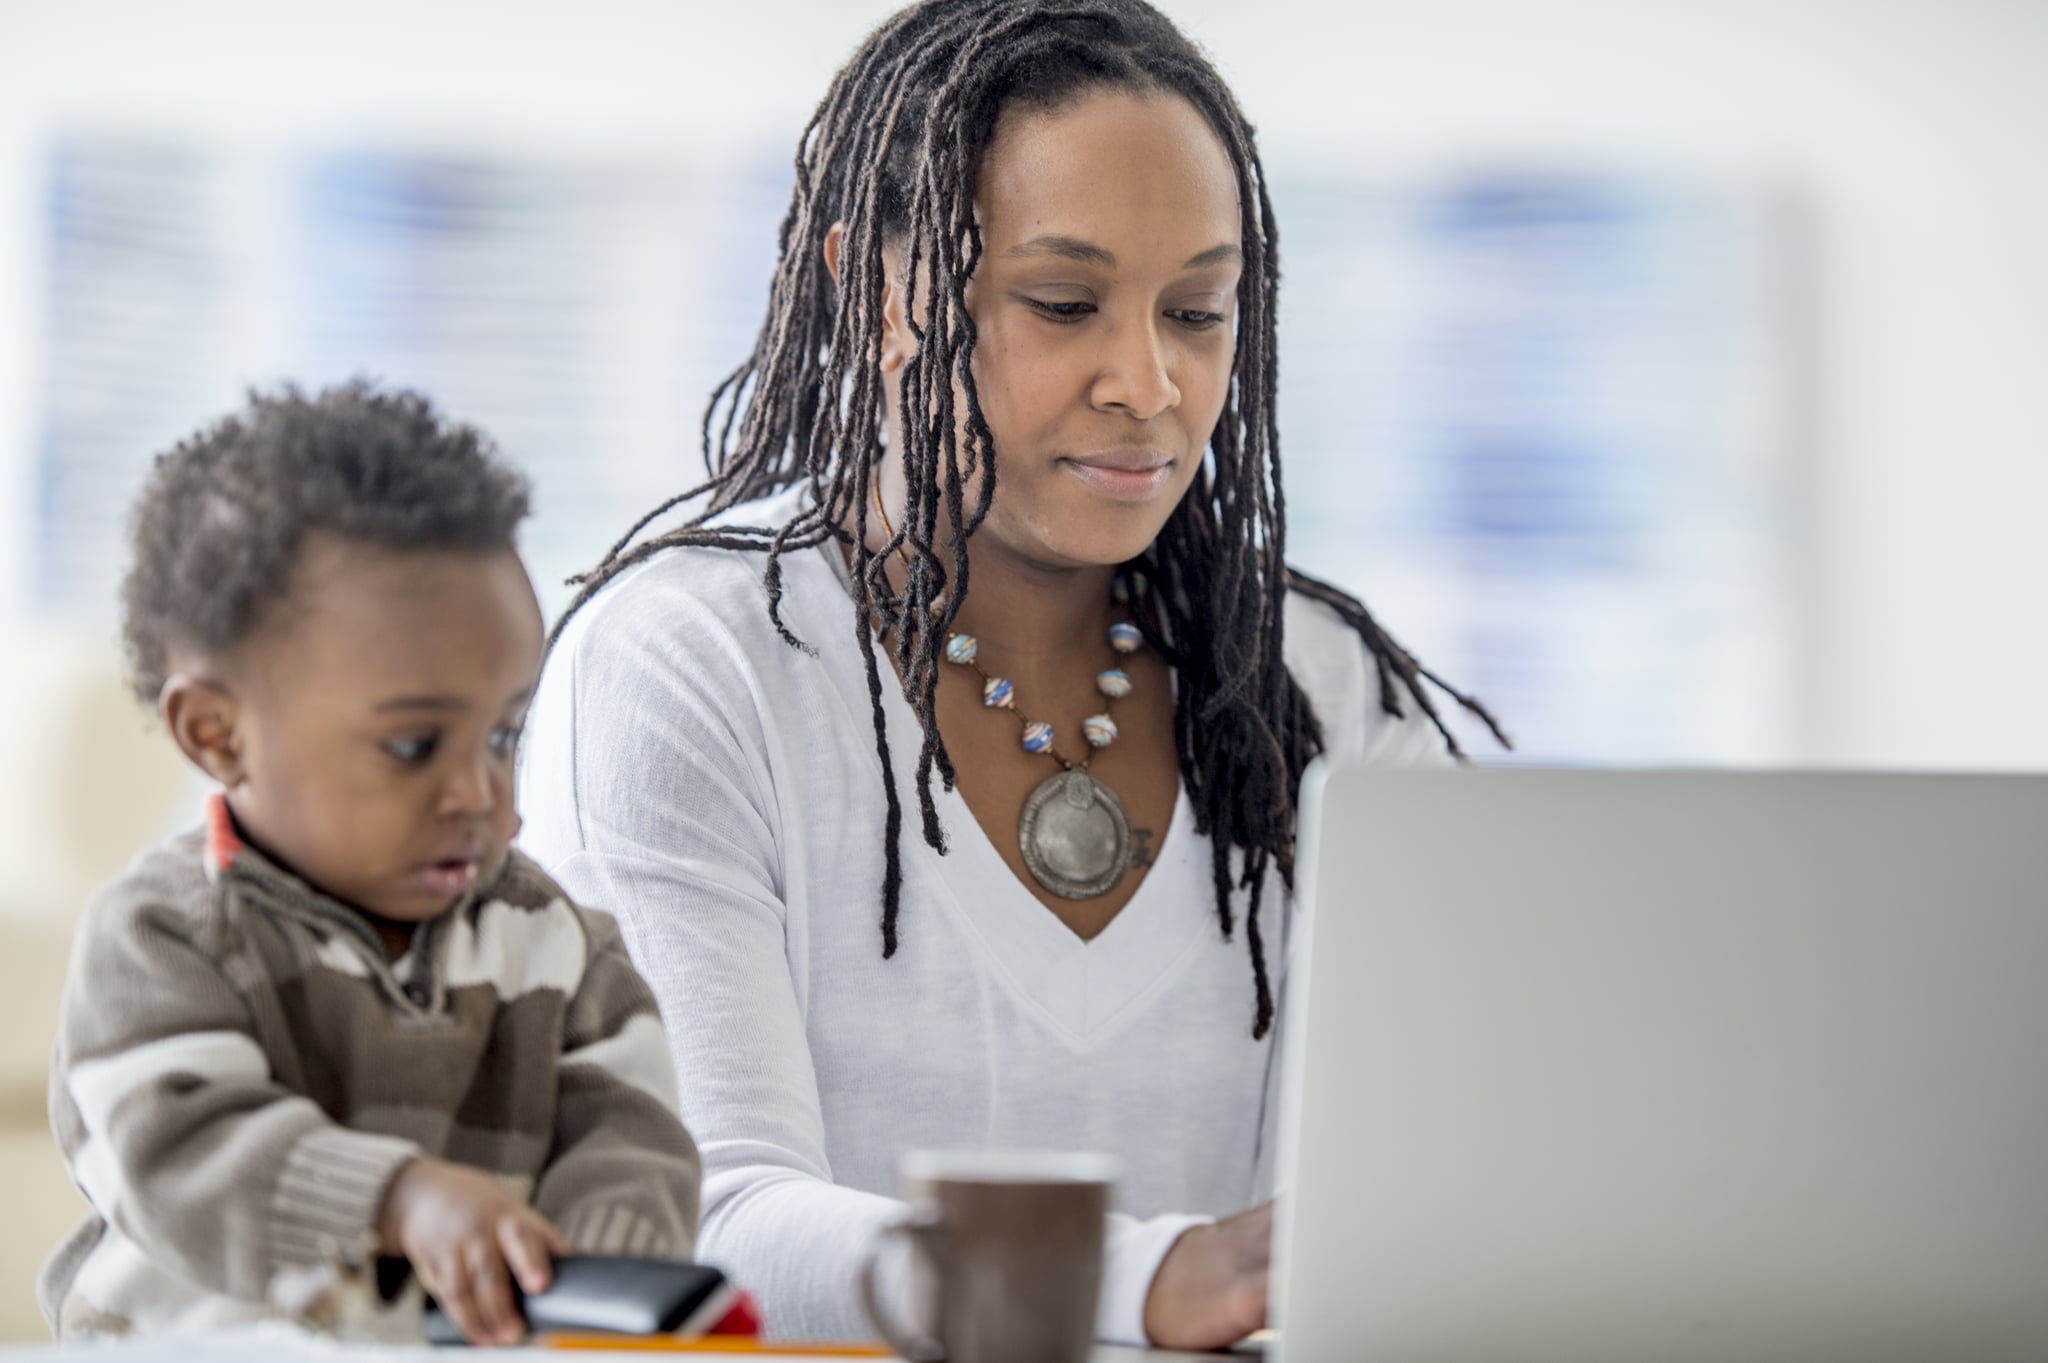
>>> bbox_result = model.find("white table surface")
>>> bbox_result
[0,1332,1236,1362]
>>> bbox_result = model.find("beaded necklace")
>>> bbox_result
[871,482,1143,900]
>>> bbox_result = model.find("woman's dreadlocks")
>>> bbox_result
[552,0,1509,1039]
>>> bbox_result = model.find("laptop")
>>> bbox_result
[1273,766,2048,1363]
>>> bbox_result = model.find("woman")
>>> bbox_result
[520,0,1503,1347]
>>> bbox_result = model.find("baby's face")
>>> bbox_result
[224,535,544,928]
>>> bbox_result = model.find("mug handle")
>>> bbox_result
[858,1209,948,1363]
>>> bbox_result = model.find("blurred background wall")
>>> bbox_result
[0,0,2043,1339]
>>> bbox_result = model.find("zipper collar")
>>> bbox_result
[202,792,493,1011]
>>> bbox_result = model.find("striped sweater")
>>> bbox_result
[41,795,701,1337]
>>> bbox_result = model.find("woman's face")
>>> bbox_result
[882,87,1244,572]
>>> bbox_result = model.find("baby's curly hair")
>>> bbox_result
[121,381,531,704]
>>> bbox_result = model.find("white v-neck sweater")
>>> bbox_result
[517,486,1450,1344]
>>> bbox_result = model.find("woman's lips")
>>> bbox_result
[1060,452,1174,502]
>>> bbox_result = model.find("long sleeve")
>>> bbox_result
[50,888,419,1305]
[533,908,703,1259]
[530,591,913,1339]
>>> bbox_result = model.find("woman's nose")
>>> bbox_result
[1091,315,1181,420]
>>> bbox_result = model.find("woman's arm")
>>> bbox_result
[545,840,909,1340]
[522,588,918,1340]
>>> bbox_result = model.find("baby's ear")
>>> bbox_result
[160,673,245,787]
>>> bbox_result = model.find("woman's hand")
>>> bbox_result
[377,1156,569,1346]
[1143,1201,1273,1350]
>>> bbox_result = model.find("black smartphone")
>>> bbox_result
[402,1254,735,1346]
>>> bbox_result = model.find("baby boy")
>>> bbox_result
[41,383,700,1345]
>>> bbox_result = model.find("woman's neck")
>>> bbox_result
[945,543,1120,664]
[856,510,1122,674]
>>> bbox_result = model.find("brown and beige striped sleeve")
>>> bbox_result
[532,904,702,1258]
[49,853,421,1307]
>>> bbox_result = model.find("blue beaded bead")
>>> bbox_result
[1021,720,1054,753]
[1096,668,1132,699]
[945,633,978,665]
[1108,621,1142,654]
[983,677,1014,709]
[1083,713,1119,747]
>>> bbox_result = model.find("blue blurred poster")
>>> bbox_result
[33,134,787,624]
[1277,170,1803,764]
[35,138,232,616]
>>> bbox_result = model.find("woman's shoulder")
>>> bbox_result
[555,484,846,659]
[1282,584,1454,768]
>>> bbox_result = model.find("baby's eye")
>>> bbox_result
[384,735,439,764]
[487,724,523,757]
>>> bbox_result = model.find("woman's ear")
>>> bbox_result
[160,674,247,789]
[823,220,917,375]
[823,220,846,287]
[878,247,917,375]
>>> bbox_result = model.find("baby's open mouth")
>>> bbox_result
[416,857,479,896]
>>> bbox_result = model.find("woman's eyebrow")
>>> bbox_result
[1005,234,1116,266]
[1003,235,1242,270]
[1181,243,1242,270]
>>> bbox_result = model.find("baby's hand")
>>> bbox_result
[377,1155,569,1346]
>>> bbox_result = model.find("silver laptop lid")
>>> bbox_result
[1276,767,2048,1363]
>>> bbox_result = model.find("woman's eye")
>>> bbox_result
[1169,308,1227,330]
[1025,298,1095,322]
[488,725,523,757]
[384,735,438,764]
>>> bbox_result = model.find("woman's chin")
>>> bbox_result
[999,479,1190,568]
[1015,516,1171,572]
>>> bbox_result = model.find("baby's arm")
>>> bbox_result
[52,890,420,1305]
[530,906,702,1259]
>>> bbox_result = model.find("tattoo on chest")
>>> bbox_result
[1131,826,1156,869]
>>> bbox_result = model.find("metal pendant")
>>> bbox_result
[1018,768,1131,900]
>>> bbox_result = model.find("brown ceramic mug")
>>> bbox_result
[858,1150,1117,1363]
